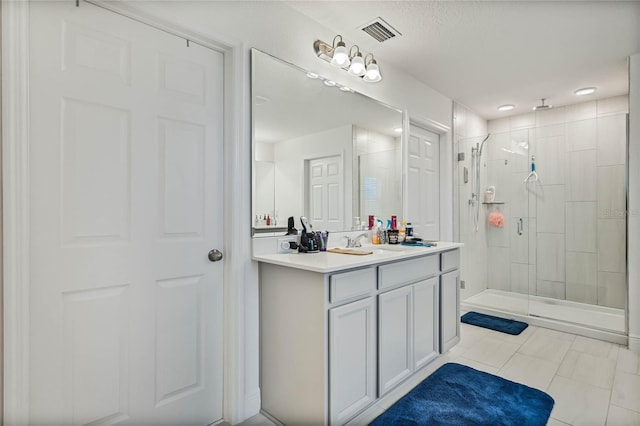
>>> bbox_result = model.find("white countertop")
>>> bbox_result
[253,242,463,273]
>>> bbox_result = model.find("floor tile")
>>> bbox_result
[535,327,577,342]
[546,418,571,426]
[571,335,619,360]
[518,329,574,364]
[557,350,617,389]
[606,405,640,426]
[238,414,276,426]
[547,375,611,426]
[484,324,538,345]
[498,353,559,391]
[455,357,500,375]
[459,335,520,368]
[458,323,489,349]
[611,372,640,413]
[617,348,640,375]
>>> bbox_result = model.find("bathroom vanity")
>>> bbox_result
[254,243,462,425]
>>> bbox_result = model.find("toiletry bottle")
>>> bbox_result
[266,215,271,226]
[399,221,406,242]
[391,215,397,230]
[372,222,380,244]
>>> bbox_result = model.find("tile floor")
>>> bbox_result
[241,323,640,426]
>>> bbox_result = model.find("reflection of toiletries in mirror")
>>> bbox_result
[484,186,495,202]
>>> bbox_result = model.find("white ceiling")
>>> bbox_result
[285,0,640,120]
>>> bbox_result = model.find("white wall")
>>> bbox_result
[629,53,640,352]
[453,103,489,300]
[273,125,353,228]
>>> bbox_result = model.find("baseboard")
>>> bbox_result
[629,335,640,352]
[243,390,262,421]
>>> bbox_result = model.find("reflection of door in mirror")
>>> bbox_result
[407,124,440,240]
[308,156,343,231]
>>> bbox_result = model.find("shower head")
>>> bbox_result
[533,98,553,111]
[478,133,491,157]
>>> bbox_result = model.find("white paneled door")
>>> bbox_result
[407,125,440,240]
[29,2,223,424]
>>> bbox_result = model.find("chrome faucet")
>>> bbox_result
[344,233,369,248]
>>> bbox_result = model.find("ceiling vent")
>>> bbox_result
[360,18,401,43]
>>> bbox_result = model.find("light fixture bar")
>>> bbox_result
[313,36,382,83]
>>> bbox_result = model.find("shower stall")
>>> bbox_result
[457,112,628,343]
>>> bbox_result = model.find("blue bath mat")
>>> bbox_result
[461,311,528,335]
[370,363,554,426]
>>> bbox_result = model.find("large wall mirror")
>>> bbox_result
[252,49,404,235]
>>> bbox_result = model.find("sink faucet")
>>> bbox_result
[354,233,368,247]
[344,233,369,248]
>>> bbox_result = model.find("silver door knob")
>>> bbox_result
[208,249,223,262]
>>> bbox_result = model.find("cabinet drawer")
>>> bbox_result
[330,267,376,304]
[378,255,438,290]
[440,249,460,273]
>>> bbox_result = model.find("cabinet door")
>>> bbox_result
[329,297,377,425]
[378,286,413,395]
[414,277,439,369]
[440,269,460,353]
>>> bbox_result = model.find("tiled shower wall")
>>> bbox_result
[486,95,628,309]
[454,103,489,301]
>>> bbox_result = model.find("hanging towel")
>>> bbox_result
[488,211,504,227]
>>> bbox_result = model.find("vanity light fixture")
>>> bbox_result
[497,104,515,112]
[363,53,382,83]
[329,35,350,67]
[313,35,382,83]
[575,87,596,96]
[348,46,366,77]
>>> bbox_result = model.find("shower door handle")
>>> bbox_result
[517,218,523,236]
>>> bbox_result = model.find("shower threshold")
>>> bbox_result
[462,289,626,345]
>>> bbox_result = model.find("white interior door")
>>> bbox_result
[308,155,343,231]
[407,125,440,239]
[29,2,223,424]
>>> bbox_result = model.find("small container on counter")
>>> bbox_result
[388,229,399,244]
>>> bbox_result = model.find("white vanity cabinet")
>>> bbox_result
[440,250,461,353]
[329,296,377,424]
[377,257,440,396]
[257,246,460,425]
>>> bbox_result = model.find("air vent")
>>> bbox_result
[360,17,401,43]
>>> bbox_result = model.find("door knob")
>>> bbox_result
[208,249,223,262]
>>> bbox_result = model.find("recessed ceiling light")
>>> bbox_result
[575,87,596,96]
[306,72,319,79]
[339,85,351,92]
[323,79,336,87]
[497,104,515,112]
[394,127,403,133]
